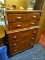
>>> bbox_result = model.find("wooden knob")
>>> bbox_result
[16,24,21,28]
[31,38,35,40]
[16,17,21,20]
[13,44,17,46]
[33,31,37,34]
[33,15,36,19]
[31,23,35,25]
[31,43,34,45]
[14,49,17,51]
[12,36,17,39]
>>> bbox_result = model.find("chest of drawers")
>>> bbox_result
[5,10,41,55]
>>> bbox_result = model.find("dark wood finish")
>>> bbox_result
[5,10,41,55]
[10,42,34,55]
[9,36,35,55]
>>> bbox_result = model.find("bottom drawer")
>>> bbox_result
[10,42,34,55]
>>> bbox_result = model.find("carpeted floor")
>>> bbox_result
[9,44,45,60]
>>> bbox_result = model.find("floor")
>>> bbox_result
[39,34,45,48]
[9,44,45,60]
[39,28,45,48]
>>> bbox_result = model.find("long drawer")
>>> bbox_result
[8,14,27,22]
[8,28,38,43]
[8,30,33,42]
[9,20,39,30]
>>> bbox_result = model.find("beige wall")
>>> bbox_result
[4,0,28,9]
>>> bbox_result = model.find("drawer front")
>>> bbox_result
[8,28,38,43]
[8,14,27,22]
[9,20,39,30]
[8,30,33,42]
[27,13,40,21]
[10,41,34,55]
[9,36,35,47]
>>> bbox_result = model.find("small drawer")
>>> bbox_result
[9,20,39,30]
[27,13,40,21]
[8,14,27,22]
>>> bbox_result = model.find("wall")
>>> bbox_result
[4,0,37,9]
[4,0,28,9]
[0,0,4,3]
[34,0,44,10]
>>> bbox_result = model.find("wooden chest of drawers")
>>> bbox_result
[5,10,41,55]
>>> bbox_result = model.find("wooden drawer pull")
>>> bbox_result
[33,15,36,19]
[33,31,37,34]
[31,23,35,25]
[13,44,17,46]
[31,43,34,45]
[14,49,17,51]
[31,38,35,40]
[16,24,21,27]
[16,17,21,20]
[12,36,17,39]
